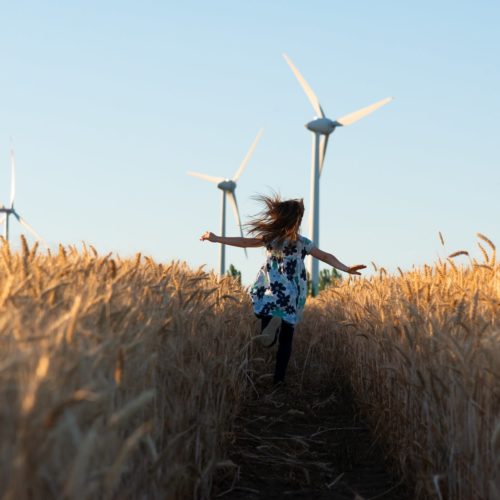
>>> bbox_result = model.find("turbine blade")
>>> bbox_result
[0,214,6,225]
[232,129,263,181]
[12,211,45,243]
[187,171,224,184]
[10,150,16,208]
[336,97,393,127]
[319,134,330,176]
[227,191,247,257]
[283,53,325,118]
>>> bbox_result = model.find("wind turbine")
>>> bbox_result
[283,53,393,295]
[0,150,45,244]
[188,129,263,275]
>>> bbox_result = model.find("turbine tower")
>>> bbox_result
[188,129,263,275]
[283,54,393,295]
[0,150,44,244]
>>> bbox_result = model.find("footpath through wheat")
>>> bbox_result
[214,376,406,499]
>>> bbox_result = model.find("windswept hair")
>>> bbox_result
[246,193,304,247]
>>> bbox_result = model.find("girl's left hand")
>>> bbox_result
[346,265,366,275]
[200,231,218,242]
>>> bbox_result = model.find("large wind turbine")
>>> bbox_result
[283,54,393,295]
[0,150,45,244]
[188,129,263,275]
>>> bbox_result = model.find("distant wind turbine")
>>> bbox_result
[283,53,393,295]
[188,129,263,275]
[0,150,45,244]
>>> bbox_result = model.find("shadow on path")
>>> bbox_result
[213,377,407,499]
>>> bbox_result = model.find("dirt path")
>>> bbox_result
[213,378,406,499]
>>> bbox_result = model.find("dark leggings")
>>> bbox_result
[260,316,295,383]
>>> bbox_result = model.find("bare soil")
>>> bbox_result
[213,376,407,500]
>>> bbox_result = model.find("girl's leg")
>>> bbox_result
[259,315,281,347]
[274,321,295,384]
[260,316,271,330]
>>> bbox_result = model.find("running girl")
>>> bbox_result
[200,194,365,385]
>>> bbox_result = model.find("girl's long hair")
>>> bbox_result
[246,193,304,247]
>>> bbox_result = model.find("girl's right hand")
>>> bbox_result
[346,264,366,275]
[200,231,218,243]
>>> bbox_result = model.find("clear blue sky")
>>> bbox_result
[1,1,499,283]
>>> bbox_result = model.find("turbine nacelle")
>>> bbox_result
[306,118,338,135]
[217,179,236,192]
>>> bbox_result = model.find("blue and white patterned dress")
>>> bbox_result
[249,235,314,325]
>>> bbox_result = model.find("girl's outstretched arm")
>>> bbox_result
[200,231,264,248]
[310,247,366,275]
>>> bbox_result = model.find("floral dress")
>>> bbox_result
[249,235,314,325]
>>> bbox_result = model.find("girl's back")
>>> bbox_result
[250,234,313,325]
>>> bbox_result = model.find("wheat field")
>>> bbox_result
[0,236,498,499]
[297,234,499,499]
[0,239,254,499]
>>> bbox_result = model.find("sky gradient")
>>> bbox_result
[1,1,499,284]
